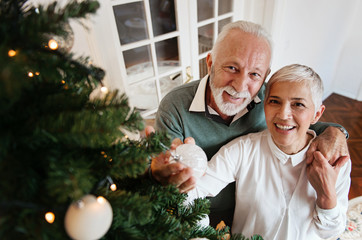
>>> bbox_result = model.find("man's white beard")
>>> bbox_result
[210,78,252,116]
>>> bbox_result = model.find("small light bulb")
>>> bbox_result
[8,50,16,57]
[48,39,58,50]
[101,86,108,94]
[45,212,55,224]
[28,72,34,77]
[97,196,106,204]
[61,80,65,84]
[35,72,40,76]
[110,184,117,191]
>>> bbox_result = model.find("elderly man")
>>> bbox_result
[149,21,349,227]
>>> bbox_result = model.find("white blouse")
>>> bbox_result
[188,129,351,240]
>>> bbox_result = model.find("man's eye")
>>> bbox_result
[223,66,238,72]
[249,72,263,82]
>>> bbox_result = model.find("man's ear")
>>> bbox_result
[266,68,271,78]
[311,104,326,124]
[262,68,271,83]
[206,53,213,74]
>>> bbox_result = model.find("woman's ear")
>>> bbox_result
[311,104,326,124]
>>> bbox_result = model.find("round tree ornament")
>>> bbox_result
[64,194,113,240]
[171,144,207,179]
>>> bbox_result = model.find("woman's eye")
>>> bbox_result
[294,102,305,107]
[269,99,279,104]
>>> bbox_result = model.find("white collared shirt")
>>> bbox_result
[188,75,261,124]
[188,129,351,240]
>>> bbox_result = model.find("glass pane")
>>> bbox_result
[113,2,148,45]
[199,58,208,79]
[124,45,154,83]
[197,0,214,22]
[128,80,158,111]
[155,37,179,74]
[198,23,214,54]
[149,0,176,36]
[218,0,233,15]
[218,17,232,33]
[160,71,182,98]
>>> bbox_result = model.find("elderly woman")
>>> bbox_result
[187,64,351,240]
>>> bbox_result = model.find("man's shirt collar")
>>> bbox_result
[189,75,209,112]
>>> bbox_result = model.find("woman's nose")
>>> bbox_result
[277,104,292,119]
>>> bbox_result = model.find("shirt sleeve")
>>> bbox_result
[187,141,242,201]
[312,160,352,238]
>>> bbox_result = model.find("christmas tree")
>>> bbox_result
[0,0,262,239]
[0,0,223,239]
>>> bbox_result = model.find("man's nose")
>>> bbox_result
[232,72,249,93]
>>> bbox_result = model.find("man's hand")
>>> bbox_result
[150,150,196,193]
[307,151,348,209]
[146,126,197,193]
[306,126,349,166]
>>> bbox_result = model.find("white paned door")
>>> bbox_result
[88,0,242,117]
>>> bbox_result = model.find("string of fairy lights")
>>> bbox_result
[7,38,109,94]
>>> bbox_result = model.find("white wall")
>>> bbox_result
[264,0,362,100]
[331,1,362,100]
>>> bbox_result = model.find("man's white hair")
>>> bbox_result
[211,20,273,63]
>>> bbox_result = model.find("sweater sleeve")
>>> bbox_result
[312,159,352,238]
[155,81,200,142]
[155,106,183,140]
[155,94,186,141]
[310,121,349,138]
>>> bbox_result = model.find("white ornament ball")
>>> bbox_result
[173,144,207,179]
[64,194,113,240]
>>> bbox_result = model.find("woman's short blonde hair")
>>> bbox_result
[265,64,324,112]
